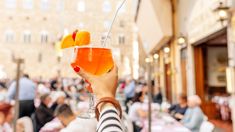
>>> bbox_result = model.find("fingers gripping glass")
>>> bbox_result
[71,46,114,118]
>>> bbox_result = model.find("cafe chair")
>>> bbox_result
[199,121,215,132]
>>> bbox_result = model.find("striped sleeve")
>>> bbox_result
[96,107,123,132]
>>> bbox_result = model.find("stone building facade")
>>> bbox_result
[0,0,134,78]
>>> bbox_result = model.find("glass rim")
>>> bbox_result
[74,45,111,49]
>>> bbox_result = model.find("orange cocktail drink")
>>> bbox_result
[71,47,114,76]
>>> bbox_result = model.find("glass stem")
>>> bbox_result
[89,93,95,112]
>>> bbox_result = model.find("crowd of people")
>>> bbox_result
[0,69,208,132]
[118,77,206,132]
[0,68,123,132]
[0,74,94,132]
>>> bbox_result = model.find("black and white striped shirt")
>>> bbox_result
[96,107,123,132]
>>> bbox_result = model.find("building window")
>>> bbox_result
[119,20,125,28]
[57,0,64,11]
[101,33,107,41]
[41,0,49,11]
[40,31,48,44]
[5,30,14,43]
[118,34,125,45]
[5,0,16,9]
[101,32,111,44]
[104,20,111,29]
[77,1,85,12]
[23,31,31,43]
[103,0,111,13]
[23,0,33,9]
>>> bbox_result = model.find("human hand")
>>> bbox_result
[74,65,118,100]
[174,113,184,119]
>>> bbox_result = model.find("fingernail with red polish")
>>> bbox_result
[85,79,90,84]
[73,66,80,72]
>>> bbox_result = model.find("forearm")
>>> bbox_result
[174,113,184,120]
[96,103,123,132]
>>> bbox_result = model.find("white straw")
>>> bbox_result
[102,0,127,47]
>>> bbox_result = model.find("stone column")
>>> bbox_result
[228,16,235,67]
[171,0,182,102]
[159,50,166,100]
[186,44,196,96]
[227,12,235,132]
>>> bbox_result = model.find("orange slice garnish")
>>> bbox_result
[60,34,75,49]
[75,31,90,46]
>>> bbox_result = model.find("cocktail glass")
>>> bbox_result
[70,0,126,118]
[71,45,114,118]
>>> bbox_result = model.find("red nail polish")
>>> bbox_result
[85,79,91,84]
[73,66,80,72]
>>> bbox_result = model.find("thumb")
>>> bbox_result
[73,66,94,82]
[107,64,118,77]
[103,64,118,80]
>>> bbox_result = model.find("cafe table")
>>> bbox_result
[141,112,191,132]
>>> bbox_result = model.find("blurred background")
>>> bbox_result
[0,0,235,132]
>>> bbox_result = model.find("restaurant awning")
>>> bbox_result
[136,0,172,54]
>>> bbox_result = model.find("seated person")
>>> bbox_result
[39,118,63,132]
[51,91,66,111]
[128,91,147,132]
[181,95,204,132]
[153,87,163,104]
[35,93,54,131]
[0,103,13,132]
[168,93,188,121]
[55,104,97,132]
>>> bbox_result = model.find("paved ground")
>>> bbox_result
[210,119,233,132]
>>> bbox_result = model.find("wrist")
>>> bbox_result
[95,97,122,120]
[99,102,115,112]
[97,93,115,100]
